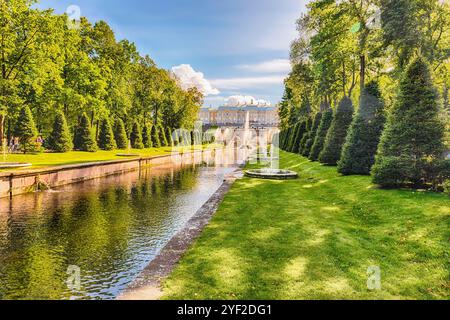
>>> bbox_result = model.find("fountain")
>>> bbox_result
[244,131,298,180]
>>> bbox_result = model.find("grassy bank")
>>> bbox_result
[161,151,449,300]
[0,145,215,171]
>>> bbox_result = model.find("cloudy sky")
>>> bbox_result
[38,0,307,106]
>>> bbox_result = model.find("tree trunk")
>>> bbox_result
[0,114,4,146]
[360,54,366,96]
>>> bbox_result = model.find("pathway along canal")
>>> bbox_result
[0,163,235,299]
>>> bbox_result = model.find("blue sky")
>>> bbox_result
[38,0,307,106]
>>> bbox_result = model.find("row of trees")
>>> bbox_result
[280,57,449,189]
[1,0,202,151]
[279,0,449,190]
[16,106,175,153]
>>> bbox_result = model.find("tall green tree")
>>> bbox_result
[130,121,144,149]
[47,111,73,152]
[372,58,446,187]
[114,118,128,149]
[310,108,334,161]
[74,113,98,152]
[142,123,152,148]
[98,118,117,150]
[14,106,38,153]
[303,112,323,157]
[338,82,386,175]
[319,97,354,165]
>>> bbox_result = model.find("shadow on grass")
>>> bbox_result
[161,151,450,300]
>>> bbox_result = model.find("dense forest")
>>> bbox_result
[280,0,450,190]
[0,0,202,150]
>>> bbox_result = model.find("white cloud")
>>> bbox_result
[171,64,220,96]
[237,59,291,73]
[210,75,286,90]
[225,95,271,107]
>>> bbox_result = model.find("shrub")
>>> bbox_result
[292,121,307,153]
[47,111,73,152]
[130,122,144,149]
[443,180,450,197]
[309,108,333,161]
[151,124,161,148]
[303,112,323,157]
[319,97,354,165]
[338,82,386,175]
[14,106,39,154]
[142,123,152,148]
[372,58,446,187]
[114,118,128,149]
[74,113,97,152]
[98,118,117,150]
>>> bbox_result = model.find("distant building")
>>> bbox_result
[199,105,279,128]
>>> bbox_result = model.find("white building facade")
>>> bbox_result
[199,105,279,128]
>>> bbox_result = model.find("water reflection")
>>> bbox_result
[0,164,234,300]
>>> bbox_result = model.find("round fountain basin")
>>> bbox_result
[244,168,298,180]
[0,162,32,169]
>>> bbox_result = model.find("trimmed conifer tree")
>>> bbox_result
[288,123,300,152]
[130,122,144,149]
[319,97,354,165]
[338,82,386,175]
[310,108,333,161]
[114,118,128,149]
[159,124,169,147]
[299,117,313,155]
[14,106,38,154]
[142,123,152,148]
[293,121,307,153]
[98,118,117,150]
[372,58,446,187]
[151,124,161,148]
[48,111,73,152]
[165,127,173,146]
[303,112,323,157]
[74,113,98,152]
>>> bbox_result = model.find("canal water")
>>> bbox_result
[0,164,235,300]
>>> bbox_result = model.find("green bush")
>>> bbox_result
[142,123,152,148]
[293,121,307,154]
[309,108,333,161]
[372,58,446,187]
[319,97,354,165]
[114,118,128,149]
[130,122,144,149]
[288,123,300,152]
[443,180,450,197]
[47,111,73,152]
[73,113,98,152]
[98,118,117,150]
[338,82,386,175]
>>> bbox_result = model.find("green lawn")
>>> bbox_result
[0,147,174,171]
[161,151,450,300]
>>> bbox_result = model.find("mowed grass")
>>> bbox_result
[161,151,450,300]
[0,145,213,171]
[0,148,173,171]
